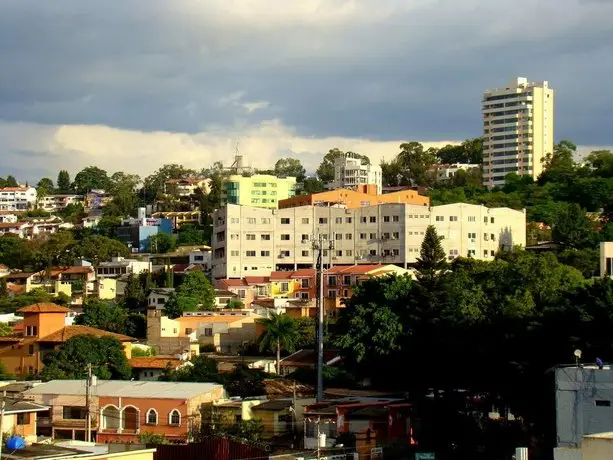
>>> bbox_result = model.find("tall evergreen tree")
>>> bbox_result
[5,176,18,187]
[57,170,72,193]
[415,225,448,284]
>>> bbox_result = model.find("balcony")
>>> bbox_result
[52,418,97,428]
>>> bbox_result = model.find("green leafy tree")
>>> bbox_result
[57,170,72,193]
[5,176,18,187]
[40,335,131,380]
[226,299,244,309]
[73,166,112,194]
[148,233,176,254]
[123,273,146,311]
[176,271,215,311]
[0,278,8,298]
[138,432,169,445]
[177,225,207,246]
[143,164,196,201]
[380,158,405,187]
[274,158,306,182]
[161,355,222,383]
[57,203,87,225]
[0,361,12,380]
[552,203,595,249]
[126,313,147,339]
[396,141,438,186]
[162,293,183,319]
[75,300,128,334]
[0,323,14,336]
[223,363,266,397]
[69,235,130,262]
[539,140,577,184]
[300,177,326,195]
[36,178,54,200]
[258,313,300,373]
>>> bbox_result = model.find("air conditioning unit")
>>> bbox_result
[391,235,397,240]
[278,254,285,259]
[470,238,476,243]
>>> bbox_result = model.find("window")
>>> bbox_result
[301,279,309,288]
[336,250,343,257]
[17,413,30,425]
[484,233,489,241]
[484,216,488,223]
[328,290,337,298]
[369,249,377,256]
[335,233,342,240]
[382,232,390,239]
[301,234,309,242]
[360,233,367,240]
[490,217,495,223]
[28,344,34,355]
[468,216,476,222]
[281,282,289,292]
[302,250,309,257]
[238,289,246,298]
[230,218,239,224]
[246,234,256,240]
[484,250,488,257]
[323,249,328,257]
[319,217,328,224]
[435,216,444,221]
[392,249,400,256]
[328,276,337,286]
[383,216,390,222]
[261,234,271,240]
[468,249,476,256]
[490,250,495,256]
[393,232,400,239]
[468,232,476,239]
[25,326,37,337]
[247,218,256,224]
[204,328,213,336]
[393,215,399,222]
[369,216,376,223]
[230,250,239,257]
[246,251,256,257]
[346,250,353,257]
[345,217,352,223]
[281,218,290,224]
[595,400,611,407]
[490,234,495,241]
[345,233,352,240]
[335,217,343,224]
[360,217,367,223]
[261,218,271,224]
[300,292,309,300]
[343,275,351,286]
[301,218,310,224]
[146,409,158,425]
[230,233,238,240]
[281,234,290,240]
[261,250,270,257]
[63,407,86,420]
[169,409,181,426]
[369,233,377,239]
[449,216,458,222]
[185,328,193,335]
[280,250,290,257]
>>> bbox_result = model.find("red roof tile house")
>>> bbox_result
[0,303,135,377]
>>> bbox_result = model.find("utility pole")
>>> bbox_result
[85,363,92,442]
[316,416,321,460]
[0,390,6,459]
[311,234,334,403]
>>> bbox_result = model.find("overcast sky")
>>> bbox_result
[1,0,612,182]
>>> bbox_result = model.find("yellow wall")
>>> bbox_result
[98,278,117,300]
[223,174,296,209]
[270,280,299,297]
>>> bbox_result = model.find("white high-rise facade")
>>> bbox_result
[332,153,382,194]
[482,77,554,187]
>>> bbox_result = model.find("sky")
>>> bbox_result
[1,0,613,183]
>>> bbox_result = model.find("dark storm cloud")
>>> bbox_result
[1,0,613,143]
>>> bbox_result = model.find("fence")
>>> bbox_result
[151,439,269,460]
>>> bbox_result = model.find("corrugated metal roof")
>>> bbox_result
[24,380,223,399]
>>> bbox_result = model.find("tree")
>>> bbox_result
[69,235,130,262]
[0,362,12,380]
[316,148,370,183]
[0,323,14,336]
[415,225,448,284]
[123,273,145,311]
[57,203,87,225]
[138,432,169,445]
[396,142,438,186]
[226,299,244,309]
[300,178,326,195]
[274,158,306,182]
[176,271,215,311]
[539,140,577,184]
[36,178,54,200]
[143,164,196,201]
[5,176,18,187]
[57,170,72,193]
[177,225,207,246]
[40,335,131,380]
[75,300,129,334]
[73,166,111,194]
[259,313,300,373]
[161,355,222,383]
[223,363,266,398]
[162,293,184,319]
[0,278,8,298]
[148,233,176,254]
[105,171,142,217]
[552,203,595,249]
[380,158,405,187]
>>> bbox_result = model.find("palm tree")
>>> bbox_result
[259,313,300,374]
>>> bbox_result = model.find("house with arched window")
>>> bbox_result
[24,380,225,443]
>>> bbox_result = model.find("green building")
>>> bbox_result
[222,174,297,208]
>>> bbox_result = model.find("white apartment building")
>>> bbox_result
[428,163,481,182]
[212,203,526,279]
[0,187,37,211]
[96,256,152,278]
[482,77,554,187]
[38,194,83,212]
[332,153,382,194]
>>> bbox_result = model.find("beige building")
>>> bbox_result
[482,77,554,187]
[211,203,526,279]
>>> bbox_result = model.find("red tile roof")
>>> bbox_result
[129,356,182,369]
[291,268,316,278]
[280,349,342,368]
[0,222,26,229]
[270,271,292,280]
[244,276,269,284]
[218,279,247,287]
[59,266,94,275]
[37,325,136,343]
[17,303,71,314]
[0,187,30,192]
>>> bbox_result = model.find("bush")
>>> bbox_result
[131,347,156,357]
[200,344,217,353]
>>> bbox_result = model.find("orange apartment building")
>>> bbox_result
[24,380,225,443]
[278,184,429,210]
[0,303,135,377]
[0,398,49,443]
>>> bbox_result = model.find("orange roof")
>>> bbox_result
[0,336,22,343]
[270,271,292,280]
[0,222,26,229]
[177,315,250,324]
[7,283,25,295]
[17,303,71,314]
[218,279,247,287]
[58,266,93,275]
[291,268,316,278]
[244,276,269,285]
[37,325,136,343]
[129,356,182,369]
[326,264,383,275]
[0,264,8,270]
[0,187,30,192]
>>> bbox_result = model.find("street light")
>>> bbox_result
[309,233,335,402]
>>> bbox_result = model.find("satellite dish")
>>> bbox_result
[574,349,582,359]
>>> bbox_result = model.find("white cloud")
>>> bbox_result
[0,120,459,180]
